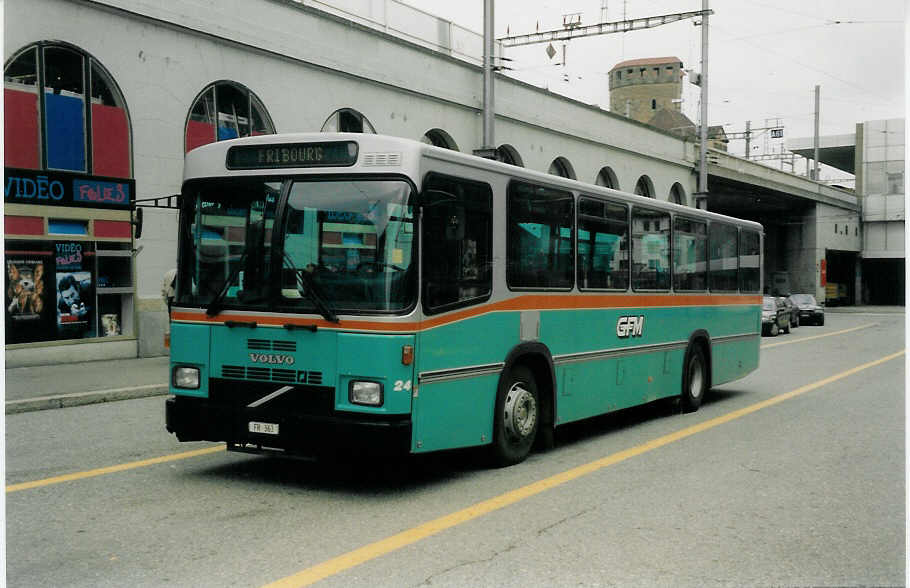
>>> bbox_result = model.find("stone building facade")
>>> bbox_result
[608,56,684,123]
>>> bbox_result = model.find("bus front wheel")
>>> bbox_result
[491,365,539,466]
[681,344,707,413]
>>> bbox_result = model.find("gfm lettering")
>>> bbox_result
[616,315,645,338]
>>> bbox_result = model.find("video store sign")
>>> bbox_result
[4,167,135,210]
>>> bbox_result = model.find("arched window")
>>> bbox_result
[595,166,618,189]
[4,42,131,177]
[548,157,576,179]
[421,128,458,150]
[496,144,523,166]
[669,182,687,206]
[321,108,376,133]
[634,175,655,198]
[185,81,275,153]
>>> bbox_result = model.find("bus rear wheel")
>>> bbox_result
[681,344,707,413]
[491,365,539,466]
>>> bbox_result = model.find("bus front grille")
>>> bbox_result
[247,338,297,352]
[222,365,324,385]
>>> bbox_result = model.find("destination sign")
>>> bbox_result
[226,141,358,170]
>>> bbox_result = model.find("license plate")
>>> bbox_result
[249,421,279,435]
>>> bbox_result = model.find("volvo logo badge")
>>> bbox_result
[248,353,295,365]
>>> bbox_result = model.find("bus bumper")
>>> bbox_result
[165,396,412,457]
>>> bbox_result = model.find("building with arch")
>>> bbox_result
[4,0,866,364]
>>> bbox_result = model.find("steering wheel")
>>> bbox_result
[356,261,405,273]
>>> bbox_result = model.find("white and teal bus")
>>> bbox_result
[165,133,762,466]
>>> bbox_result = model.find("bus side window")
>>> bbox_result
[739,229,761,293]
[578,196,628,290]
[709,222,739,292]
[506,181,574,290]
[673,217,707,291]
[421,174,493,314]
[631,206,670,291]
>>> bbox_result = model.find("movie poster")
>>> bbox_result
[5,244,54,343]
[55,241,95,338]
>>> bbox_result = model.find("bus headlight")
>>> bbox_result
[350,381,383,406]
[173,366,200,389]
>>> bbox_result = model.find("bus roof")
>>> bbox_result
[183,132,763,232]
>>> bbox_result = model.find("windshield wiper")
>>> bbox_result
[205,250,247,317]
[296,269,340,324]
[283,253,339,323]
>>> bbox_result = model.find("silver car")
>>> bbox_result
[762,296,790,336]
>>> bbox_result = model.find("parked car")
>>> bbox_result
[779,296,799,329]
[788,293,825,325]
[762,295,790,336]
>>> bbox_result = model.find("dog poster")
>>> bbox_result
[5,245,55,343]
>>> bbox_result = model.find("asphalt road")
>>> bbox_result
[6,311,905,587]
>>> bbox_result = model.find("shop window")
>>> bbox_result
[48,219,88,235]
[4,47,40,169]
[4,42,131,177]
[185,81,275,153]
[90,63,129,178]
[4,240,137,343]
[321,108,376,133]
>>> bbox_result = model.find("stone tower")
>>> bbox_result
[609,56,684,123]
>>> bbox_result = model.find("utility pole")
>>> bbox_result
[813,84,820,180]
[483,0,495,152]
[697,0,709,203]
[494,5,713,181]
[744,120,751,160]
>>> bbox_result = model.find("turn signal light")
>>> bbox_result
[402,344,414,365]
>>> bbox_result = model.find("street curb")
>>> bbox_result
[6,384,170,414]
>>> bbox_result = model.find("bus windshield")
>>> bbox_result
[279,179,415,313]
[177,178,280,311]
[175,177,416,315]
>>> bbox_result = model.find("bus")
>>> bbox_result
[165,133,763,466]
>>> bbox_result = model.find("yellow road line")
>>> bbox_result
[262,349,906,588]
[761,323,874,349]
[6,445,225,493]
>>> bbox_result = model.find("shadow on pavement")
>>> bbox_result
[186,386,750,492]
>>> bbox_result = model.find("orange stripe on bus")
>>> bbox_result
[171,294,760,332]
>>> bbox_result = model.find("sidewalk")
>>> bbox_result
[825,305,905,314]
[5,356,170,414]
